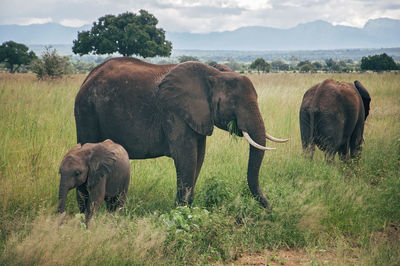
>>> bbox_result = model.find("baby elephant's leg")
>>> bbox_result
[106,193,126,212]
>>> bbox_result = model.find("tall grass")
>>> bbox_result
[1,72,399,264]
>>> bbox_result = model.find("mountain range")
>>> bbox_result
[0,18,399,52]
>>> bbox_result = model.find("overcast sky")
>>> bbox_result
[1,0,399,33]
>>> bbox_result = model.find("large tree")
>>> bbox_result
[0,41,37,73]
[73,10,172,58]
[271,59,289,71]
[360,53,398,72]
[250,58,270,73]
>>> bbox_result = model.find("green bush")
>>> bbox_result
[160,206,233,262]
[199,177,231,208]
[31,46,72,79]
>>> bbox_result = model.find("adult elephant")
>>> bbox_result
[75,57,287,208]
[299,79,371,161]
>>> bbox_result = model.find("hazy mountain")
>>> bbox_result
[166,18,400,50]
[0,18,399,51]
[0,23,90,44]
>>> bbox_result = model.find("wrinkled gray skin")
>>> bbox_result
[299,79,371,161]
[75,57,274,209]
[58,139,130,225]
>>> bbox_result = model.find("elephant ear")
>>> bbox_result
[354,80,371,119]
[87,144,116,189]
[63,144,82,157]
[158,62,215,136]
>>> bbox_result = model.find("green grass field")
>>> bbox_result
[1,72,399,265]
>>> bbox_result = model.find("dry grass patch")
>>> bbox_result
[2,213,167,265]
[233,248,350,265]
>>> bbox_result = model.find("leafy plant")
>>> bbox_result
[161,206,210,234]
[227,119,240,141]
[199,177,231,208]
[160,206,233,261]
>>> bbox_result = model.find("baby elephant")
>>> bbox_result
[58,139,130,225]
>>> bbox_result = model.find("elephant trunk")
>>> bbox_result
[238,103,270,209]
[247,131,270,209]
[58,183,69,213]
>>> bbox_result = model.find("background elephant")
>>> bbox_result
[75,57,287,208]
[210,63,233,72]
[58,139,130,225]
[299,79,371,161]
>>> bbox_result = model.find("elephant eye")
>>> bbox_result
[74,170,82,176]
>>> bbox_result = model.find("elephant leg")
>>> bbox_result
[171,134,198,205]
[106,197,117,212]
[173,148,197,205]
[76,185,89,213]
[338,141,350,162]
[350,124,364,160]
[86,180,106,226]
[193,135,206,187]
[164,115,199,205]
[324,149,336,163]
[300,110,315,159]
[106,193,126,212]
[321,132,341,163]
[302,143,315,160]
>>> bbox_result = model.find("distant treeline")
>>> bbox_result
[27,44,400,62]
[1,44,399,76]
[169,47,400,63]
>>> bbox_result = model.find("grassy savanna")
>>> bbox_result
[0,71,399,265]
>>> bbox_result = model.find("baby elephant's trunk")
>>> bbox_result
[58,184,69,213]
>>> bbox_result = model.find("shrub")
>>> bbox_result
[160,206,234,262]
[200,177,231,208]
[31,46,72,79]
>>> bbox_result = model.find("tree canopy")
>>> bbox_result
[73,10,172,58]
[250,58,270,73]
[271,59,289,71]
[0,41,37,73]
[360,53,398,72]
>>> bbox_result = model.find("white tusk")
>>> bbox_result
[243,131,276,150]
[265,132,289,143]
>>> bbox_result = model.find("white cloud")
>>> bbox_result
[233,0,272,10]
[19,17,53,25]
[0,0,399,32]
[59,19,90,27]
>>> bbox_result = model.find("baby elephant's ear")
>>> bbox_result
[87,145,116,188]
